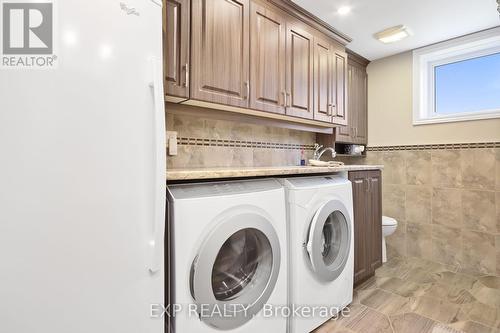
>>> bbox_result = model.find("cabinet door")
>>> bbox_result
[333,50,348,125]
[191,0,250,108]
[313,36,333,122]
[285,22,314,119]
[367,170,382,272]
[355,69,368,144]
[336,64,355,142]
[164,0,190,99]
[349,171,369,285]
[250,2,286,114]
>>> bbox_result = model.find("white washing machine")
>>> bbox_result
[279,174,354,333]
[167,179,287,333]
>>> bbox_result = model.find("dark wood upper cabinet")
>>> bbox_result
[164,0,353,127]
[337,52,368,144]
[191,0,250,108]
[164,0,190,99]
[285,22,314,119]
[349,170,382,286]
[356,68,368,144]
[313,38,348,125]
[336,67,353,142]
[333,49,348,126]
[313,35,333,123]
[249,1,287,114]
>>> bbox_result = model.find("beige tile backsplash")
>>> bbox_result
[166,112,316,168]
[349,147,500,277]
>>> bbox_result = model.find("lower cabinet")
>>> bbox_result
[349,170,382,285]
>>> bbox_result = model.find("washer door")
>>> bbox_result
[306,200,351,282]
[190,212,281,330]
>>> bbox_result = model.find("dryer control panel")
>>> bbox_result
[280,174,350,189]
[168,178,282,200]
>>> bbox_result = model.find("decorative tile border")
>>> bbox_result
[367,142,500,152]
[177,137,316,151]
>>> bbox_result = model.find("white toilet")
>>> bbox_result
[382,216,398,263]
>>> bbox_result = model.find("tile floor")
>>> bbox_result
[314,256,500,333]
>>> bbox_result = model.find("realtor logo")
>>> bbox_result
[1,0,57,68]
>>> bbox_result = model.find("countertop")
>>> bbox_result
[167,165,383,181]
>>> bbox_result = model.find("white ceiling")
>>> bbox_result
[292,0,500,60]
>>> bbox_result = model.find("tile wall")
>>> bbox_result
[167,108,500,277]
[345,144,500,277]
[166,112,316,169]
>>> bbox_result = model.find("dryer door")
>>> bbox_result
[306,200,351,282]
[190,212,281,330]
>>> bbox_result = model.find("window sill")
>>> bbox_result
[413,110,500,125]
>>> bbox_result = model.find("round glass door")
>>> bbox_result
[306,200,351,282]
[190,213,280,330]
[212,228,273,301]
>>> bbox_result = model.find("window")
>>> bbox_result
[413,28,500,125]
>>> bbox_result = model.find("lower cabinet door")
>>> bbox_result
[349,171,369,285]
[350,170,383,286]
[368,170,383,272]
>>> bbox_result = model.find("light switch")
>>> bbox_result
[166,131,178,156]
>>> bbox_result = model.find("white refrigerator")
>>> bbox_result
[0,0,166,332]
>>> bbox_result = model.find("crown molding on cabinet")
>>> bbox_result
[267,0,352,45]
[346,49,370,67]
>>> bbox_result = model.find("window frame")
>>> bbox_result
[413,27,500,125]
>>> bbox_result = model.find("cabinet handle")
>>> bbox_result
[282,90,287,107]
[333,104,338,117]
[365,179,370,192]
[286,92,291,107]
[354,128,357,138]
[327,104,333,116]
[184,63,189,88]
[244,81,250,100]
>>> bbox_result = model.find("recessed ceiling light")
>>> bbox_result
[374,25,411,43]
[337,6,351,15]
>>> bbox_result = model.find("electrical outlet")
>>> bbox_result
[166,131,178,156]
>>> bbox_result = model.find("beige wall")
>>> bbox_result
[367,51,500,146]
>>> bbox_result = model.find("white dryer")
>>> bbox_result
[279,174,354,333]
[167,179,287,333]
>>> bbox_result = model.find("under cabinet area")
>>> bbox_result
[349,170,382,285]
[163,0,352,128]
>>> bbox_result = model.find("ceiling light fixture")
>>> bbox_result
[374,25,412,44]
[337,6,351,15]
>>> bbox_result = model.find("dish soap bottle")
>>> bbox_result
[300,149,306,166]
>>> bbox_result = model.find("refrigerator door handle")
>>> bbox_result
[149,56,166,274]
